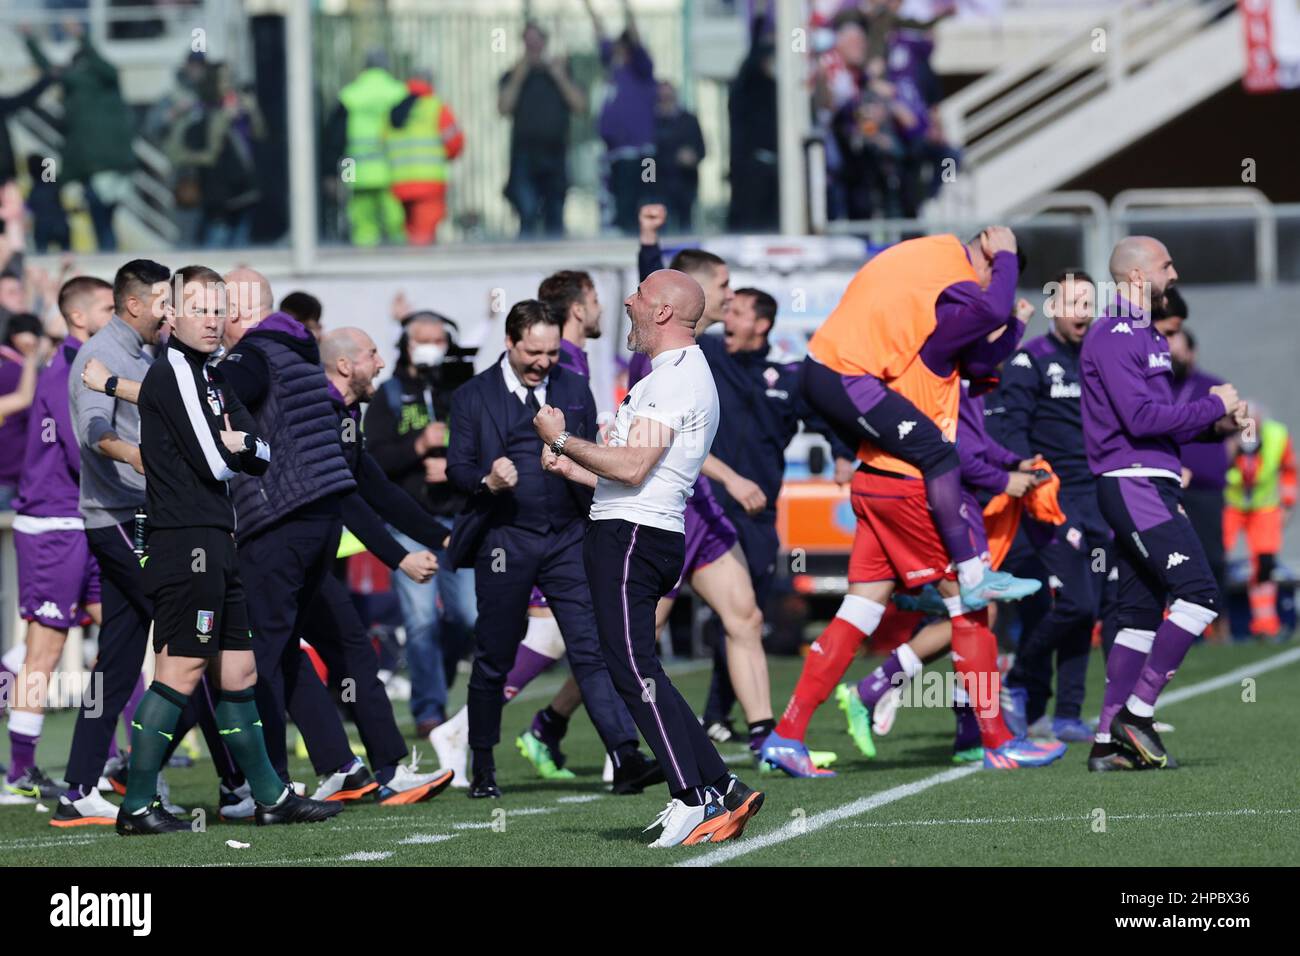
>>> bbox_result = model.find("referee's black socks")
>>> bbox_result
[122,681,189,814]
[215,688,289,805]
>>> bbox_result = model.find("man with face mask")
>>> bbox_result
[365,311,477,737]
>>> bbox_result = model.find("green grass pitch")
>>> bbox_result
[3,642,1297,866]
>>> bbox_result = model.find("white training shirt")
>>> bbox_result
[590,344,719,533]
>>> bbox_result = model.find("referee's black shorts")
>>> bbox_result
[143,527,252,659]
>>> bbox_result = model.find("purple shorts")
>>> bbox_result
[668,477,738,598]
[15,528,101,628]
[528,586,548,609]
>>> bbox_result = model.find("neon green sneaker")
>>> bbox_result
[952,746,984,764]
[835,683,876,759]
[515,732,576,780]
[758,748,838,773]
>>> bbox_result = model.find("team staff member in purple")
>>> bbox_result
[119,266,339,833]
[446,300,645,798]
[4,277,112,803]
[1081,236,1243,771]
[536,269,764,847]
[996,272,1111,742]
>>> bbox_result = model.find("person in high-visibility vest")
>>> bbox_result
[388,71,464,245]
[1224,405,1297,637]
[328,52,408,247]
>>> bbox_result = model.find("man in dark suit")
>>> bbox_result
[447,299,654,797]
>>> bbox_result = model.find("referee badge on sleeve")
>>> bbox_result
[196,610,215,635]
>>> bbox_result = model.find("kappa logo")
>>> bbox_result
[1166,552,1189,569]
[1046,362,1065,378]
[35,601,63,620]
[897,420,916,440]
[1011,352,1032,368]
[809,640,824,655]
[1066,527,1083,550]
[196,610,215,634]
[1111,322,1133,335]
[763,366,780,387]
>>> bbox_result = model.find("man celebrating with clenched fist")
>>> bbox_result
[445,299,649,798]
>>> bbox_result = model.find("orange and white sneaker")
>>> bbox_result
[311,759,378,802]
[713,775,764,842]
[50,787,120,827]
[644,792,730,848]
[376,755,454,806]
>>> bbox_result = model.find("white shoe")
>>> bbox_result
[377,752,454,805]
[97,753,127,792]
[602,753,614,784]
[872,687,903,736]
[51,788,119,826]
[219,781,255,820]
[429,716,468,789]
[644,794,728,848]
[0,790,35,805]
[311,759,376,802]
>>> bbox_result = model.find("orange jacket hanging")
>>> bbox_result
[982,462,1067,570]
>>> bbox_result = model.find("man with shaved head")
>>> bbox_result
[222,267,274,350]
[534,268,765,848]
[1080,236,1244,772]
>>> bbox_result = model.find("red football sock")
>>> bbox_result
[950,608,1012,750]
[776,617,867,741]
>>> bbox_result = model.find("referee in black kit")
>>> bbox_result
[117,266,340,834]
[534,269,763,848]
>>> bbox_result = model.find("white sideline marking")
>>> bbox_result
[835,807,1300,830]
[397,833,456,845]
[677,766,981,867]
[452,806,557,830]
[1158,645,1300,706]
[556,794,604,804]
[681,646,1300,868]
[339,850,392,861]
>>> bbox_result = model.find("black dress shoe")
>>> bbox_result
[468,769,501,799]
[255,788,344,826]
[611,749,665,795]
[116,798,192,836]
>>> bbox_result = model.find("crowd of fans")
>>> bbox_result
[0,3,964,248]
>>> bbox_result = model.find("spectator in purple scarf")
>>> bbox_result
[585,0,657,235]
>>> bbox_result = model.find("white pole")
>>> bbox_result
[286,0,316,274]
[775,0,808,237]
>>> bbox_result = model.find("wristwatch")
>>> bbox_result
[242,434,257,453]
[550,431,570,456]
[104,376,118,398]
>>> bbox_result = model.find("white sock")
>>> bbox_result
[835,594,885,635]
[1125,695,1156,719]
[7,710,43,738]
[942,595,965,619]
[521,614,565,660]
[1,644,26,674]
[897,643,923,679]
[956,558,984,589]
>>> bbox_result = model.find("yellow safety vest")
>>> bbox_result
[1226,420,1289,512]
[387,94,450,186]
[338,68,409,190]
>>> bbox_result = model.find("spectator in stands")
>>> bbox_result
[26,154,70,254]
[23,21,136,252]
[388,69,465,245]
[0,52,56,187]
[323,51,409,247]
[728,9,779,232]
[916,105,961,202]
[280,291,323,340]
[144,51,210,247]
[1169,326,1229,633]
[166,62,265,248]
[364,311,477,735]
[1,182,30,334]
[856,0,954,64]
[498,23,587,238]
[0,313,46,510]
[652,81,705,233]
[586,0,657,235]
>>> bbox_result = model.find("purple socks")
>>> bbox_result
[503,646,558,702]
[1097,630,1153,741]
[858,651,905,710]
[925,466,978,566]
[1130,619,1198,714]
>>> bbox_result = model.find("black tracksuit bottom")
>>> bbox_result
[584,518,727,795]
